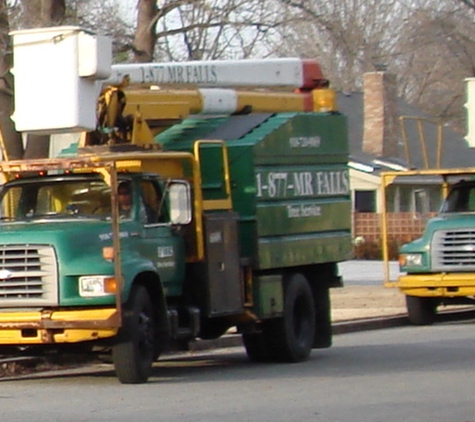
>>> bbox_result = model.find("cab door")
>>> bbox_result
[138,177,186,297]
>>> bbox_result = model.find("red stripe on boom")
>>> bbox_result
[300,59,325,90]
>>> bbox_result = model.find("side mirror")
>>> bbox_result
[169,182,192,224]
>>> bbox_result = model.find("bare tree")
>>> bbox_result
[271,0,404,91]
[458,0,475,9]
[0,0,22,160]
[396,1,475,131]
[268,0,475,134]
[133,0,158,62]
[18,0,65,28]
[133,0,284,62]
[64,0,134,61]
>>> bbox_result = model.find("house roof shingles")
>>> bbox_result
[337,92,475,171]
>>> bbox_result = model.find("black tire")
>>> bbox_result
[112,285,155,384]
[406,295,437,325]
[242,331,273,362]
[268,274,316,362]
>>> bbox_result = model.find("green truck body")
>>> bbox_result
[159,113,351,269]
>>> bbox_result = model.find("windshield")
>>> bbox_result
[0,178,112,221]
[440,183,475,213]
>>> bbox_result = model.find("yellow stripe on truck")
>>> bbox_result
[398,273,475,297]
[0,308,119,344]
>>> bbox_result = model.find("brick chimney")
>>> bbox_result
[363,72,399,157]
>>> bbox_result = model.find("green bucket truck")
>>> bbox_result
[0,26,352,383]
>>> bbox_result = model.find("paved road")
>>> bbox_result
[2,321,475,422]
[338,260,401,286]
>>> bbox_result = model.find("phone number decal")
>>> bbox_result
[256,170,349,199]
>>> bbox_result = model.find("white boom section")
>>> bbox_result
[105,58,317,89]
[9,25,325,135]
[197,89,238,114]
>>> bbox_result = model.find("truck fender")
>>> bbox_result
[130,271,170,356]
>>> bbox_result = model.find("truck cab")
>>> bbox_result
[0,155,198,379]
[0,170,190,303]
[382,171,475,325]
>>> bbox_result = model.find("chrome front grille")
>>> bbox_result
[432,229,475,271]
[0,245,58,306]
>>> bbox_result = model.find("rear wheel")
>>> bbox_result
[268,274,316,362]
[406,295,437,325]
[112,285,155,384]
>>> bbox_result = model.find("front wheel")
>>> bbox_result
[406,295,437,325]
[268,273,316,362]
[112,285,156,384]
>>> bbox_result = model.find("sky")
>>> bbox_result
[117,0,137,25]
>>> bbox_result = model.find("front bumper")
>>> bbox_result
[0,308,120,344]
[398,273,475,297]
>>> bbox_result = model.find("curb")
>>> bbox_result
[332,315,408,334]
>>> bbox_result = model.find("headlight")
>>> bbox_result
[399,253,423,267]
[79,276,117,297]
